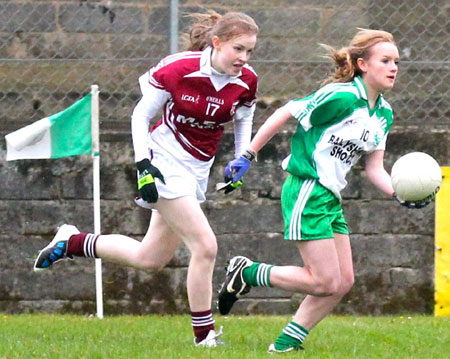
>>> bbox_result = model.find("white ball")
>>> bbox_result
[391,152,442,202]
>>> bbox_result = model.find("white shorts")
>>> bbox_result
[152,148,209,202]
[139,124,214,204]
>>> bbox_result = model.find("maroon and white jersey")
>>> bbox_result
[131,47,258,163]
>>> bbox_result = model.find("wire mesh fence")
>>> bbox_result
[0,0,447,316]
[0,0,449,135]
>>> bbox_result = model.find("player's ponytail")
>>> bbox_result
[320,28,395,86]
[185,10,259,51]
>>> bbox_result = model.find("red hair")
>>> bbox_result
[321,28,396,85]
[185,10,259,51]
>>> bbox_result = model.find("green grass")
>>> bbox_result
[0,314,449,359]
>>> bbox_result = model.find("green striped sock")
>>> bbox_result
[242,262,273,287]
[274,321,309,351]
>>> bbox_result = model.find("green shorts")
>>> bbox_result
[281,175,349,240]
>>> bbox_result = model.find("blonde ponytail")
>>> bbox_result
[321,28,395,86]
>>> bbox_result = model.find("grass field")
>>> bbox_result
[0,314,449,359]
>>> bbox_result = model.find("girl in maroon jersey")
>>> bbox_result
[34,11,259,347]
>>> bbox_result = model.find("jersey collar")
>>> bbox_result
[353,76,368,101]
[200,46,244,77]
[183,47,249,92]
[354,75,383,112]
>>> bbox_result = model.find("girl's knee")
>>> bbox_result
[134,249,172,270]
[316,275,354,297]
[339,273,355,295]
[314,278,341,296]
[137,257,167,271]
[191,235,217,262]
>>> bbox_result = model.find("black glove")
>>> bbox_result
[136,159,165,203]
[393,193,432,209]
[216,179,244,194]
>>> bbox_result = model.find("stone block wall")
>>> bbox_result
[1,128,448,315]
[0,0,449,315]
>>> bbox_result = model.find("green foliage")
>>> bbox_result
[0,314,449,359]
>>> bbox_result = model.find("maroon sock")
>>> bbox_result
[191,309,215,343]
[67,233,99,258]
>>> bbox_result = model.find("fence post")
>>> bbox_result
[170,0,179,54]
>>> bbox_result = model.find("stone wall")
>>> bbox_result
[1,127,448,315]
[0,0,449,315]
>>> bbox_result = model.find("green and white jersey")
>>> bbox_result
[283,76,393,200]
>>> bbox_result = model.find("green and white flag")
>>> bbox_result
[4,85,104,319]
[5,94,92,161]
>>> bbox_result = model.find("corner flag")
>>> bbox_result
[4,86,104,319]
[5,94,92,161]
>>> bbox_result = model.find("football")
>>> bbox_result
[391,152,442,202]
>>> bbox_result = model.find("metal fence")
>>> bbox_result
[0,0,449,135]
[0,0,447,317]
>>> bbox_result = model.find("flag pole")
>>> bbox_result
[91,84,103,319]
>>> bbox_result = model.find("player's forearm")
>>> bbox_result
[366,166,394,196]
[131,113,152,162]
[233,105,254,157]
[365,150,394,196]
[249,106,291,153]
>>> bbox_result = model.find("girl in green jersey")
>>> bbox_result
[218,29,424,353]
